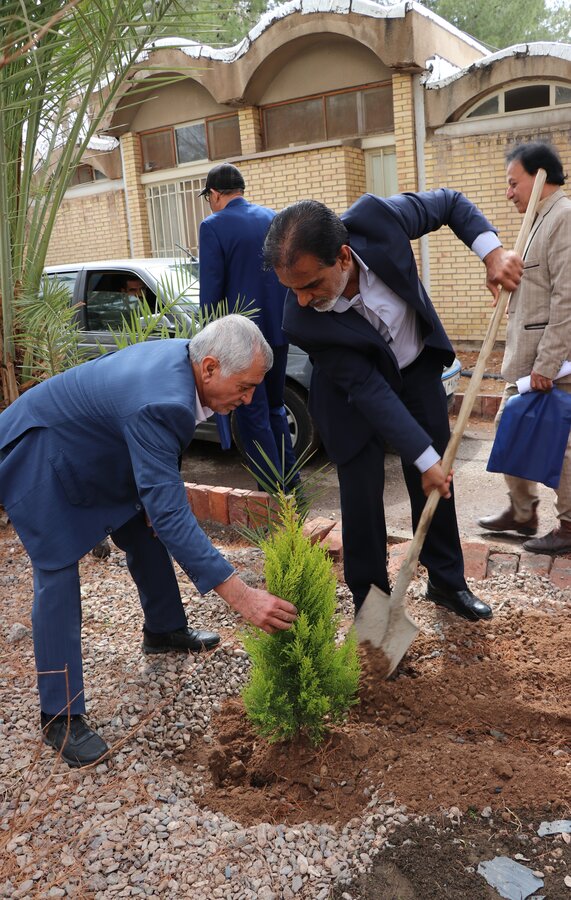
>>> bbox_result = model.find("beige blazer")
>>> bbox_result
[502,188,571,384]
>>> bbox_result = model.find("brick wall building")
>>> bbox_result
[45,1,571,345]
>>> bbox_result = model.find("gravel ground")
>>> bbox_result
[0,521,569,899]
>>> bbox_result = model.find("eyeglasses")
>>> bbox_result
[203,190,211,202]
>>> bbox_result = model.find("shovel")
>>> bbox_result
[354,168,547,677]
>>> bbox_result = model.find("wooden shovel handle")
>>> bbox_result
[391,169,547,602]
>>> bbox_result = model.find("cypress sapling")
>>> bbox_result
[242,492,360,745]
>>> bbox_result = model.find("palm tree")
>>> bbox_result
[0,0,210,404]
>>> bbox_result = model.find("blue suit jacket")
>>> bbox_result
[0,340,233,589]
[283,189,497,465]
[199,196,287,348]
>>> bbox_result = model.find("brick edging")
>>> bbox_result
[451,392,501,419]
[184,483,343,561]
[389,538,571,589]
[186,483,571,587]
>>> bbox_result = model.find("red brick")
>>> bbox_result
[228,488,252,526]
[519,551,552,578]
[247,491,270,528]
[462,541,489,581]
[549,555,571,589]
[453,393,500,421]
[184,482,197,511]
[486,551,519,578]
[469,395,483,418]
[208,486,232,525]
[482,394,501,419]
[320,524,343,562]
[302,517,337,545]
[187,484,211,522]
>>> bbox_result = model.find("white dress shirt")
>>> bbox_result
[331,233,500,471]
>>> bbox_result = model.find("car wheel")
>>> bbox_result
[230,382,320,461]
[283,382,320,457]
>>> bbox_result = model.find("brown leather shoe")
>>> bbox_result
[523,521,571,554]
[478,502,538,536]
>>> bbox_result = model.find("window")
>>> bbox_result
[505,85,549,113]
[466,96,499,118]
[69,164,107,186]
[365,146,397,197]
[146,176,207,257]
[207,115,242,160]
[464,81,571,120]
[176,123,207,163]
[84,271,155,331]
[263,83,393,151]
[141,129,175,172]
[140,114,241,171]
[264,97,325,150]
[555,85,571,105]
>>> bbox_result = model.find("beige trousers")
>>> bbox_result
[495,383,571,523]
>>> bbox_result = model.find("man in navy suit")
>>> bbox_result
[264,193,523,621]
[0,316,297,767]
[199,163,298,490]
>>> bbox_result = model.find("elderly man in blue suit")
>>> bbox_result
[264,193,523,623]
[199,163,298,490]
[0,316,297,767]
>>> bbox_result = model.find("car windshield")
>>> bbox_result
[145,261,199,309]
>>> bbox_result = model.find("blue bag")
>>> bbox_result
[487,389,571,488]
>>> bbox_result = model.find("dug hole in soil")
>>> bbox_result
[0,518,570,898]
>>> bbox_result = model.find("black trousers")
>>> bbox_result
[337,350,466,611]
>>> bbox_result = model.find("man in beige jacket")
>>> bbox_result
[479,142,571,553]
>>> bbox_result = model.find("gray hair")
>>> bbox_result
[189,314,273,376]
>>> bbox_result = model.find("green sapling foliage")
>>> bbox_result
[242,493,360,745]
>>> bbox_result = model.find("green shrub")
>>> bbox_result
[242,493,360,745]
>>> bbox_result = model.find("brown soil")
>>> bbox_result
[2,518,570,897]
[179,609,570,830]
[170,525,571,896]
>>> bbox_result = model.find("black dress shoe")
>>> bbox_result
[142,625,220,655]
[91,538,111,559]
[41,714,109,768]
[425,580,493,621]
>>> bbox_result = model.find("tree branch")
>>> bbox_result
[0,0,85,70]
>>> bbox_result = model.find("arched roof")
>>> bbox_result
[99,0,488,135]
[424,42,571,127]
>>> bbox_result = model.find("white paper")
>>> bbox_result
[516,360,571,394]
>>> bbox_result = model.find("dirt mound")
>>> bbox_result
[176,607,571,828]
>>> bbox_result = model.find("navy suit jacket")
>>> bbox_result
[0,340,233,590]
[199,196,287,348]
[283,190,496,465]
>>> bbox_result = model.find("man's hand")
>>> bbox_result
[484,247,524,302]
[215,574,297,634]
[530,370,553,392]
[421,462,453,499]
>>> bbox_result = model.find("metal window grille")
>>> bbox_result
[145,176,207,257]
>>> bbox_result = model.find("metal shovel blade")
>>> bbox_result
[354,584,420,677]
